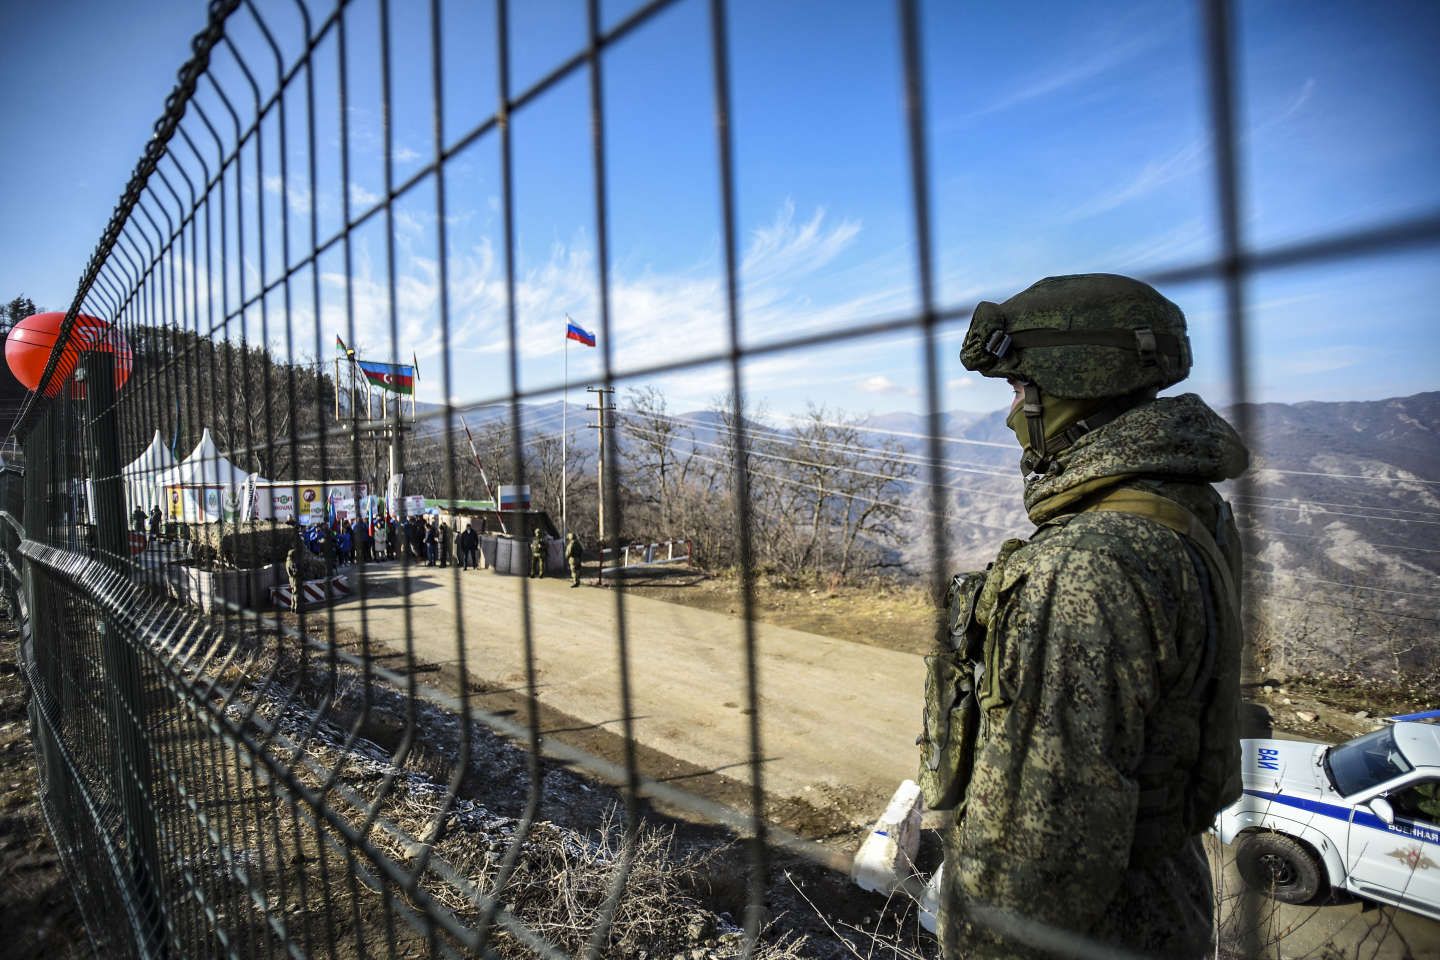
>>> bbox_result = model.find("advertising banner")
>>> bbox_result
[268,489,296,522]
[297,485,323,524]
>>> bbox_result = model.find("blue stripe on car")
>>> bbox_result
[1244,789,1440,847]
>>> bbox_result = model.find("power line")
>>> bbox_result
[1253,467,1440,487]
[1251,590,1440,625]
[618,419,1024,503]
[1235,524,1440,556]
[1249,569,1440,598]
[1233,493,1440,519]
[1232,502,1440,526]
[620,406,1015,479]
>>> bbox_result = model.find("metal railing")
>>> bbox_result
[3,1,1437,958]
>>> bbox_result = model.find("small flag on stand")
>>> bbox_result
[565,320,596,347]
[335,334,355,358]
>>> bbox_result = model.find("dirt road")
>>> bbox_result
[324,563,925,823]
[318,563,1439,956]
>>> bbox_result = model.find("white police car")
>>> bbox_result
[1214,709,1440,921]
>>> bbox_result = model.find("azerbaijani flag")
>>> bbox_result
[335,334,354,357]
[565,320,596,347]
[357,359,415,395]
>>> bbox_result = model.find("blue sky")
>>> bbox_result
[1,0,1436,419]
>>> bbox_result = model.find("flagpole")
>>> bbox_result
[562,324,569,538]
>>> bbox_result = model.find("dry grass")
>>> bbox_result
[186,625,818,959]
[625,572,936,656]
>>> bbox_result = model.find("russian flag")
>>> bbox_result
[565,321,596,347]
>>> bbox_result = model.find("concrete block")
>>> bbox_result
[851,778,922,895]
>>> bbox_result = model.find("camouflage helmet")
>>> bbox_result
[959,274,1191,399]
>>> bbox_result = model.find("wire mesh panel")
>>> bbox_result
[2,0,1437,958]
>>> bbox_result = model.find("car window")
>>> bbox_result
[1325,727,1414,797]
[1391,780,1440,827]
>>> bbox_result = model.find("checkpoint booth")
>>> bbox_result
[430,499,562,576]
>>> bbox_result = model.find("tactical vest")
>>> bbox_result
[918,485,1242,863]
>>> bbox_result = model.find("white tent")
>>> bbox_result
[157,428,252,522]
[122,430,178,515]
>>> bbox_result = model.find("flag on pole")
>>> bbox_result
[335,334,355,357]
[565,320,596,347]
[356,360,415,395]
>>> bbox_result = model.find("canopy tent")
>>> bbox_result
[122,430,178,515]
[157,428,253,522]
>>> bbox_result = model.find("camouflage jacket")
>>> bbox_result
[941,394,1248,960]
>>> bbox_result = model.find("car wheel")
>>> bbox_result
[1236,832,1326,904]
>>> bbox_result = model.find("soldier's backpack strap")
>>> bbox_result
[1075,485,1244,844]
[1077,487,1238,613]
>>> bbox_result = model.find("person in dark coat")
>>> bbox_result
[424,518,439,566]
[459,524,479,570]
[148,505,163,542]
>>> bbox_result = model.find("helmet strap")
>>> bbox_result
[1021,382,1049,475]
[1013,385,1158,480]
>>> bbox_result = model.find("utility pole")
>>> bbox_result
[586,385,615,552]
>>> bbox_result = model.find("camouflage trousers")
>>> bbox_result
[289,575,302,611]
[938,829,1214,959]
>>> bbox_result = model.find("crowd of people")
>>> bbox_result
[287,513,560,574]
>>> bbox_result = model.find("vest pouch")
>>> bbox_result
[916,571,988,811]
[918,653,980,811]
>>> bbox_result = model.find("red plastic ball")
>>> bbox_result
[5,312,133,398]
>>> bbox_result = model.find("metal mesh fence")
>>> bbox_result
[1,0,1436,958]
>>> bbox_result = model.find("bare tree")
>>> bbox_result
[621,385,696,535]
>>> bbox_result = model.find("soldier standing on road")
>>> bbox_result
[564,532,583,587]
[285,544,303,613]
[922,275,1248,959]
[530,527,546,579]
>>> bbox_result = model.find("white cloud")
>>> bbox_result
[858,374,919,398]
[349,183,381,207]
[947,375,977,390]
[954,29,1162,124]
[263,175,312,215]
[1064,138,1209,222]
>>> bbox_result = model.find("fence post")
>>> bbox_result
[81,352,169,956]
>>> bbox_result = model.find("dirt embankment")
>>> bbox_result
[0,620,88,958]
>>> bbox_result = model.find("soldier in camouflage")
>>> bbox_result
[285,544,303,613]
[931,274,1248,959]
